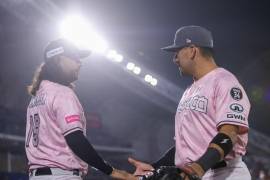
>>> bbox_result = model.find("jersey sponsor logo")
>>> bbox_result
[227,113,245,121]
[28,94,45,108]
[230,103,244,113]
[178,95,208,113]
[65,115,80,124]
[230,87,243,101]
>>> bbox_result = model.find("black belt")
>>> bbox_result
[211,160,227,170]
[31,167,80,176]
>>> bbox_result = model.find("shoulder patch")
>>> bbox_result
[230,87,242,101]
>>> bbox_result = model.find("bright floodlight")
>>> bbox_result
[126,62,135,70]
[115,54,123,62]
[133,66,141,75]
[150,78,158,86]
[106,50,117,59]
[144,74,152,82]
[106,50,123,63]
[59,14,108,54]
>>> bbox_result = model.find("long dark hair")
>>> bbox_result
[27,57,73,96]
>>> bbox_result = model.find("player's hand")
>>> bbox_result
[138,166,201,180]
[128,157,155,176]
[110,168,138,180]
[139,166,184,180]
[179,163,204,180]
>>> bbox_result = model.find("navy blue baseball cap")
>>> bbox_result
[44,38,91,61]
[161,25,214,52]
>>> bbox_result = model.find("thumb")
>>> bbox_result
[128,157,140,166]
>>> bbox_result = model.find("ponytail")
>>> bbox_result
[27,63,45,96]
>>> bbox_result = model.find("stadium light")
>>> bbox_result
[106,50,123,63]
[106,50,117,59]
[59,15,157,87]
[150,78,158,86]
[144,74,152,82]
[115,54,123,62]
[126,62,135,70]
[144,75,158,86]
[59,14,108,54]
[133,66,141,75]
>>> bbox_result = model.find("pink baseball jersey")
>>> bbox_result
[25,80,88,174]
[174,68,250,168]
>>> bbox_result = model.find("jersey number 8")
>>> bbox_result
[26,113,40,147]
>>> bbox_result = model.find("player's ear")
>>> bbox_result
[188,45,197,60]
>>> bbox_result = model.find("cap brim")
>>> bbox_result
[161,45,184,52]
[78,50,91,59]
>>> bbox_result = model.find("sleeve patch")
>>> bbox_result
[65,115,80,124]
[229,103,244,113]
[230,87,243,101]
[226,113,246,121]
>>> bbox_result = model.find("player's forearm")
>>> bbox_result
[184,124,238,178]
[64,130,113,175]
[151,146,175,168]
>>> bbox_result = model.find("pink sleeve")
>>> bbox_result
[53,91,83,136]
[214,77,250,134]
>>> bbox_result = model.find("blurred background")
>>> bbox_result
[0,0,270,179]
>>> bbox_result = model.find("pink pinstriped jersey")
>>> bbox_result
[25,80,88,174]
[174,68,250,168]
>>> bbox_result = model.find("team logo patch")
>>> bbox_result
[65,115,80,124]
[230,103,244,113]
[230,87,242,101]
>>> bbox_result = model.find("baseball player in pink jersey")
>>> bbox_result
[128,26,251,180]
[26,39,137,180]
